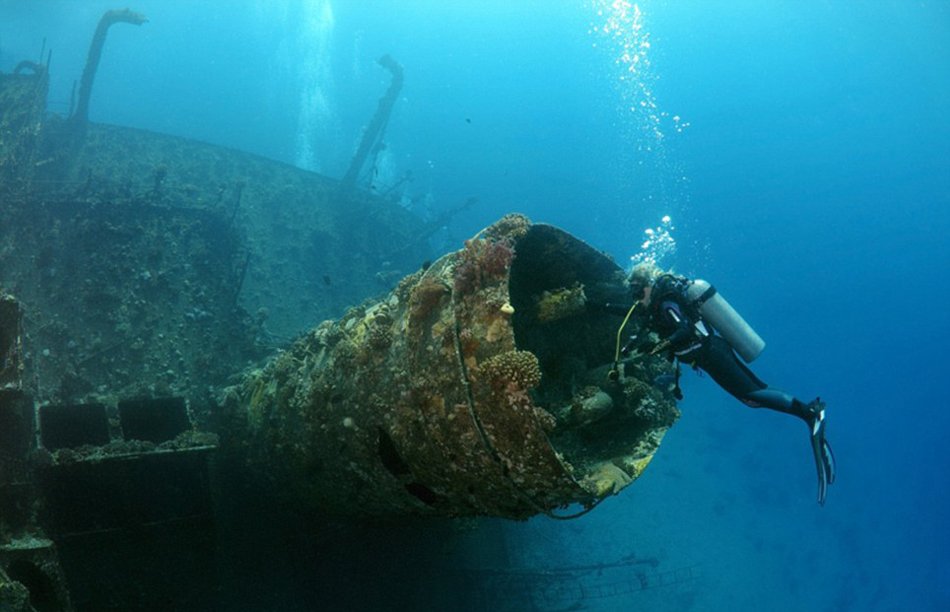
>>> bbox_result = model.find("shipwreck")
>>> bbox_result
[0,9,678,611]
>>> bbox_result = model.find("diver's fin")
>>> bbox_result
[807,399,836,505]
[822,437,836,486]
[812,433,827,505]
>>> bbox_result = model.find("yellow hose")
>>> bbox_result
[611,302,639,377]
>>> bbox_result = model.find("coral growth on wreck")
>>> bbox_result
[453,237,514,294]
[478,350,542,390]
[408,274,450,324]
[477,349,556,431]
[536,283,588,323]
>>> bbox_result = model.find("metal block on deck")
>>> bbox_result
[1,390,36,537]
[0,390,34,469]
[0,294,23,390]
[34,394,218,610]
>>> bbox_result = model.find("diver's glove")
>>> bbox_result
[806,399,837,505]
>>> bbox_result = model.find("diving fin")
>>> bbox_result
[807,399,836,505]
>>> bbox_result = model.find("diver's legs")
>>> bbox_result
[744,388,816,421]
[691,339,836,503]
[745,388,837,504]
[690,336,766,399]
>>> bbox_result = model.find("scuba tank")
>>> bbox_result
[685,279,765,363]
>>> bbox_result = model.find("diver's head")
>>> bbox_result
[628,261,663,303]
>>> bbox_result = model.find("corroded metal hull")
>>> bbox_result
[223,215,679,519]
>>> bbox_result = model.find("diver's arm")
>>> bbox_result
[660,301,695,350]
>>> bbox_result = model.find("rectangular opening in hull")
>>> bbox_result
[118,397,189,443]
[39,403,110,450]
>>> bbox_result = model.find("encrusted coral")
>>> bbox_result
[408,275,449,323]
[479,350,542,390]
[457,327,480,357]
[632,395,680,427]
[453,237,514,294]
[481,213,531,242]
[619,373,680,426]
[536,283,588,323]
[366,323,392,351]
[566,387,614,426]
[531,405,557,431]
[623,376,652,406]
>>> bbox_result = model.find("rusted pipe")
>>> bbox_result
[341,54,404,189]
[70,8,148,130]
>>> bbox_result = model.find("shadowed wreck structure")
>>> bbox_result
[0,10,681,612]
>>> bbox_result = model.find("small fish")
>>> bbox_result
[465,117,471,124]
[322,275,332,286]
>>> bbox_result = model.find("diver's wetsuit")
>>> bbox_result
[643,274,836,505]
[647,286,810,419]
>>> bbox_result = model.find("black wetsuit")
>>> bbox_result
[638,274,836,504]
[647,275,812,421]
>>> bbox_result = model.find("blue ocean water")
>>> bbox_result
[4,1,948,610]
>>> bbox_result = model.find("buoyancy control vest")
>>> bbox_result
[651,274,766,363]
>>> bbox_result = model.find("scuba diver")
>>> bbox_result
[622,262,837,505]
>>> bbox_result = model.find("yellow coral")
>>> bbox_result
[587,461,634,496]
[624,455,654,480]
[536,284,587,323]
